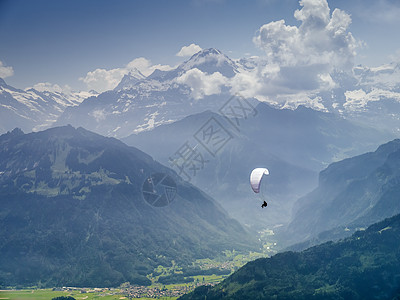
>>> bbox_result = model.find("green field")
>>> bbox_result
[0,289,124,300]
[0,289,180,300]
[0,247,273,300]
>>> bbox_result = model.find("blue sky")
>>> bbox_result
[0,0,399,92]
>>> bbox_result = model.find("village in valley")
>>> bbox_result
[122,282,216,299]
[0,247,277,300]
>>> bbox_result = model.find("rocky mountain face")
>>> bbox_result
[0,126,257,288]
[0,78,96,134]
[284,138,400,247]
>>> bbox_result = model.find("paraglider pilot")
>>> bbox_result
[250,168,269,209]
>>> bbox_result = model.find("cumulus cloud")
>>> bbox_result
[126,57,173,76]
[80,58,174,92]
[176,68,228,99]
[229,69,264,99]
[30,82,70,94]
[0,60,14,78]
[80,67,126,93]
[176,44,203,57]
[254,0,356,68]
[242,0,357,105]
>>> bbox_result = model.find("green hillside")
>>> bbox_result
[0,126,257,288]
[180,213,400,299]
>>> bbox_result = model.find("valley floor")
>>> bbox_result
[0,247,275,300]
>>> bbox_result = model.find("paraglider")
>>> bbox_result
[250,168,269,208]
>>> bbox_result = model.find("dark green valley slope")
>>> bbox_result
[0,126,257,288]
[181,213,400,300]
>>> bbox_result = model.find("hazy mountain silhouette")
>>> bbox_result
[284,139,400,248]
[123,103,391,230]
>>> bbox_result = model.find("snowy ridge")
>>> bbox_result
[0,79,97,133]
[114,68,146,91]
[3,48,400,137]
[179,48,239,77]
[56,48,239,138]
[55,48,400,138]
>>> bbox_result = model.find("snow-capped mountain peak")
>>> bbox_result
[140,48,239,83]
[190,47,221,59]
[179,47,238,77]
[114,68,147,91]
[56,48,243,138]
[0,78,97,134]
[127,67,146,80]
[353,63,400,90]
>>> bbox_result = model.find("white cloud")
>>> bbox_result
[126,57,173,76]
[30,82,65,93]
[80,68,126,93]
[176,68,228,99]
[126,57,152,74]
[318,73,337,90]
[229,69,263,99]
[294,0,330,26]
[246,0,357,104]
[80,58,174,92]
[176,44,203,57]
[254,0,356,68]
[0,60,14,78]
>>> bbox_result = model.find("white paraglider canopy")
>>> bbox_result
[250,168,269,193]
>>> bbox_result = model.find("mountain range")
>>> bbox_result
[180,213,400,300]
[2,48,400,140]
[2,46,400,289]
[0,78,97,134]
[0,126,257,288]
[122,102,392,231]
[55,48,239,138]
[54,48,400,139]
[282,138,400,248]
